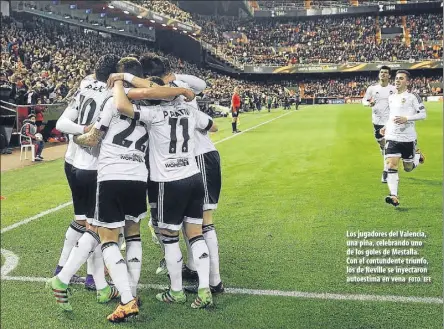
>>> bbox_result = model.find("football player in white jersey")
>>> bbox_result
[74,57,197,322]
[53,75,93,283]
[380,70,426,207]
[172,80,224,294]
[114,76,218,309]
[48,55,120,311]
[362,66,397,183]
[107,55,212,279]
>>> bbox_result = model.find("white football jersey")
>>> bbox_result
[170,80,216,156]
[363,83,397,125]
[192,101,217,157]
[137,100,213,182]
[71,80,113,171]
[64,136,77,165]
[385,91,426,142]
[94,98,149,183]
[60,76,96,165]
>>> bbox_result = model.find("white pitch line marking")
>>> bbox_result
[214,111,293,145]
[1,201,73,234]
[1,275,442,304]
[0,249,19,276]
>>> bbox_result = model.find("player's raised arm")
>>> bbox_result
[127,86,195,102]
[114,80,136,118]
[73,127,102,147]
[73,96,114,147]
[56,90,89,135]
[173,74,206,94]
[108,73,196,101]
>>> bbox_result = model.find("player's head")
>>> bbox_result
[378,65,391,82]
[95,54,120,83]
[139,53,172,81]
[116,57,144,78]
[395,70,410,92]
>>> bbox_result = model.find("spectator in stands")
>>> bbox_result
[20,114,44,161]
[0,72,15,104]
[34,98,46,133]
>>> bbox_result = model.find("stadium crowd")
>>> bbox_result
[195,13,443,65]
[132,0,199,27]
[1,13,442,108]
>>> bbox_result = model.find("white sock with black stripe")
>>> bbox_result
[102,242,133,304]
[162,235,183,292]
[189,235,210,290]
[57,220,86,267]
[182,226,196,271]
[203,224,221,286]
[57,230,100,285]
[125,235,142,297]
[90,244,108,291]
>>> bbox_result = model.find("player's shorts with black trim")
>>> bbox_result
[196,151,221,210]
[157,173,204,231]
[373,124,385,141]
[385,140,416,161]
[147,177,158,208]
[64,161,76,199]
[74,169,97,223]
[94,180,147,229]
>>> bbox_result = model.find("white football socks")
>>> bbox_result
[162,236,183,292]
[203,224,221,286]
[387,169,399,196]
[190,236,210,290]
[102,242,133,304]
[182,226,196,271]
[57,230,99,285]
[125,236,142,297]
[57,221,85,267]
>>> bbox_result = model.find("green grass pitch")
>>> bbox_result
[1,104,442,329]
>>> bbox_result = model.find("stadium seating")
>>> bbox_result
[1,12,441,108]
[195,13,443,65]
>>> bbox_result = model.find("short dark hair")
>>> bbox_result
[116,57,144,78]
[379,65,391,74]
[396,70,411,80]
[139,53,170,78]
[95,54,120,82]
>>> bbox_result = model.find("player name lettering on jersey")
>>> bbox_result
[138,100,213,182]
[163,108,191,118]
[72,79,113,171]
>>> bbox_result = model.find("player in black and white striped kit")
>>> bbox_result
[191,107,224,293]
[48,55,120,311]
[172,81,224,293]
[113,74,218,310]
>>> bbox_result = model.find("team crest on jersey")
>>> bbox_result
[389,91,394,94]
[401,98,406,103]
